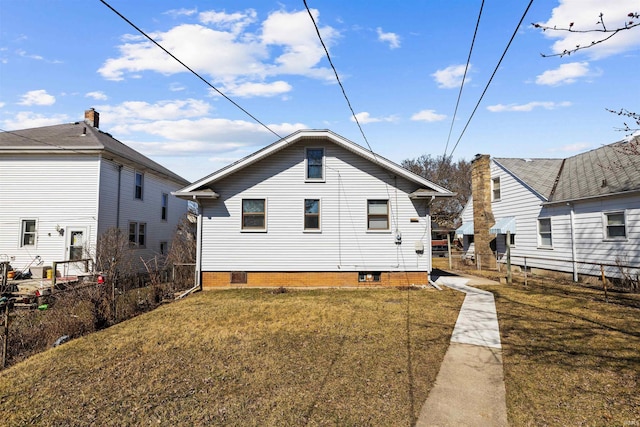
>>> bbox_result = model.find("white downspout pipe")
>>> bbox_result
[569,203,578,282]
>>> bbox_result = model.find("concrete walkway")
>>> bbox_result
[416,275,508,426]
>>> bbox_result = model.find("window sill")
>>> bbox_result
[304,178,326,183]
[366,230,392,234]
[536,246,553,250]
[603,238,627,242]
[303,229,322,233]
[241,229,268,233]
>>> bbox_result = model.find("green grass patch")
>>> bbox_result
[0,288,463,426]
[493,280,640,426]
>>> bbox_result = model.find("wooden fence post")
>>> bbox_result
[601,264,608,303]
[524,257,528,287]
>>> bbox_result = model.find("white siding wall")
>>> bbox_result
[200,142,432,273]
[100,158,189,264]
[0,154,100,272]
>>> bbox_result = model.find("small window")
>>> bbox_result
[134,171,144,200]
[367,200,389,230]
[21,219,37,247]
[359,272,381,282]
[604,212,626,239]
[492,177,501,201]
[231,271,248,284]
[160,241,168,255]
[304,199,320,231]
[128,221,147,248]
[538,218,552,247]
[161,193,168,220]
[242,199,266,230]
[306,148,324,180]
[504,233,515,247]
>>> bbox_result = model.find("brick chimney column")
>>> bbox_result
[471,154,496,269]
[84,108,99,128]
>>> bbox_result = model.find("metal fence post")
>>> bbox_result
[524,256,528,286]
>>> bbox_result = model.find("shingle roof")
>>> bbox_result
[0,122,189,185]
[494,136,640,203]
[493,158,564,199]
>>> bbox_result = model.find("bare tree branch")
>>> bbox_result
[533,12,639,57]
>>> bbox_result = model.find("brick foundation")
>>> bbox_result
[201,271,430,288]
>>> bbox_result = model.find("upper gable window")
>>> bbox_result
[305,148,324,181]
[134,171,144,200]
[492,177,501,201]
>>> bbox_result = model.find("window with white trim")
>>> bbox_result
[367,200,389,230]
[304,199,320,231]
[604,211,626,239]
[20,219,37,247]
[538,218,552,247]
[129,221,147,248]
[492,177,501,201]
[305,148,324,181]
[242,199,266,230]
[134,171,144,200]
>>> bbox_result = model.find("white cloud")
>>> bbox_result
[549,142,592,153]
[0,102,5,108]
[2,111,69,129]
[95,99,212,130]
[411,109,446,122]
[432,64,471,89]
[85,91,108,101]
[220,80,292,98]
[98,8,337,91]
[164,8,198,18]
[535,62,590,85]
[18,89,56,106]
[350,112,397,124]
[376,27,401,49]
[487,101,572,112]
[537,0,640,59]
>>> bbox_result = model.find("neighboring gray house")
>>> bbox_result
[0,109,190,276]
[458,136,640,280]
[174,130,454,288]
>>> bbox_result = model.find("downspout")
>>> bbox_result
[426,196,434,280]
[569,203,578,282]
[116,164,122,229]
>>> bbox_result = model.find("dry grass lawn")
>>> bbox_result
[0,288,463,426]
[492,280,640,426]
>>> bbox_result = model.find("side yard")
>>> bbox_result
[0,288,463,426]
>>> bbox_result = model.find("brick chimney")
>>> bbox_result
[84,108,99,128]
[471,154,496,269]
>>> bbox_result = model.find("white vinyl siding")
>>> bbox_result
[199,141,431,272]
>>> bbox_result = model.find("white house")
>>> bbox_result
[0,109,190,277]
[174,130,454,288]
[458,136,640,280]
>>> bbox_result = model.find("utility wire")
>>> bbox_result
[98,0,284,141]
[302,0,378,160]
[448,0,535,159]
[443,0,485,159]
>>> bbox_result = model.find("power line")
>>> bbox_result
[98,0,284,141]
[448,0,535,159]
[443,0,485,159]
[302,0,377,159]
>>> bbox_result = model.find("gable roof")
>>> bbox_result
[493,136,640,204]
[0,122,189,186]
[176,129,453,197]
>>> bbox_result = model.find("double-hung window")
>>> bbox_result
[538,218,552,247]
[21,219,37,247]
[134,171,144,200]
[492,177,501,201]
[161,193,168,220]
[242,199,266,230]
[129,222,146,248]
[304,199,320,231]
[305,148,324,181]
[604,211,626,239]
[367,200,389,230]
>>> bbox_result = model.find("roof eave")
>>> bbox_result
[543,188,640,206]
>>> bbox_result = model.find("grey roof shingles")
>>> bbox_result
[0,122,189,186]
[494,136,640,203]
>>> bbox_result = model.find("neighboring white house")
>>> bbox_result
[174,130,454,288]
[458,136,640,280]
[0,109,190,276]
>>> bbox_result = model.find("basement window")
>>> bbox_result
[358,272,381,282]
[231,271,247,284]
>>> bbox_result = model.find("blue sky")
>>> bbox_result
[1,0,638,182]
